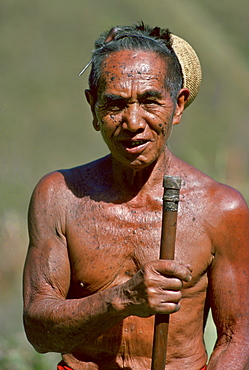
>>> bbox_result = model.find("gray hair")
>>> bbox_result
[88,23,183,104]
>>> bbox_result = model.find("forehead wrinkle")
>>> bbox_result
[103,51,166,74]
[102,89,164,103]
[99,82,168,106]
[99,50,169,99]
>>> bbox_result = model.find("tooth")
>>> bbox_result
[131,140,144,146]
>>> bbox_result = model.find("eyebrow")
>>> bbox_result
[102,90,164,102]
[138,90,163,100]
[102,94,124,102]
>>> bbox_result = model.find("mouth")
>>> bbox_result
[120,139,149,149]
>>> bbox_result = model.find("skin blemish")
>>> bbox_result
[125,271,134,277]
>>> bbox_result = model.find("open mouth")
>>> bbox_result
[121,140,148,149]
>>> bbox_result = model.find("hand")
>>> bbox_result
[121,260,192,317]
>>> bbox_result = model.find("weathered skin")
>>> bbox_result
[23,50,249,369]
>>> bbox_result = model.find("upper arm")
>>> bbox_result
[23,172,71,312]
[208,187,249,342]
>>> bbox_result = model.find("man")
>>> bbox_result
[23,23,249,369]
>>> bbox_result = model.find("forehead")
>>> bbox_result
[99,50,167,91]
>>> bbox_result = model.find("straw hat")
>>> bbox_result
[171,34,202,108]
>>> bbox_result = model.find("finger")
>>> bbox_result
[160,277,183,291]
[152,300,181,315]
[147,286,182,307]
[144,271,183,291]
[179,263,193,273]
[159,302,181,314]
[147,260,192,282]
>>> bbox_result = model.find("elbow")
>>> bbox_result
[23,309,74,354]
[23,311,50,354]
[32,344,49,354]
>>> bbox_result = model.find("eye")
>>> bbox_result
[142,99,160,108]
[105,100,127,112]
[144,99,156,104]
[110,103,126,111]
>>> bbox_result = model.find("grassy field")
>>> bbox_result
[1,0,249,368]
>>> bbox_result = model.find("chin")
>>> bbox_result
[125,158,157,171]
[112,151,161,171]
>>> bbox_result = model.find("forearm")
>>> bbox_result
[24,260,189,354]
[207,338,249,369]
[23,284,128,354]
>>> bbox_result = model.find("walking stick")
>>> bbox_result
[151,175,182,370]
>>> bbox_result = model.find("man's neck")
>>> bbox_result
[110,147,173,205]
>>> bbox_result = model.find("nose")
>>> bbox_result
[122,103,146,132]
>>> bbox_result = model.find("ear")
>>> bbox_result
[85,89,100,131]
[172,88,190,126]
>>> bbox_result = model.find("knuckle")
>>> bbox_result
[167,302,181,313]
[174,278,183,290]
[146,286,156,298]
[174,290,182,301]
[164,259,178,274]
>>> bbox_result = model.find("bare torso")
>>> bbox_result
[23,45,249,369]
[57,154,214,369]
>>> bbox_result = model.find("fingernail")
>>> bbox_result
[187,274,192,282]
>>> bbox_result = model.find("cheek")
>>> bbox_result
[109,114,120,125]
[154,117,172,137]
[163,122,172,137]
[158,123,166,136]
[100,114,121,137]
[97,109,119,126]
[148,108,173,135]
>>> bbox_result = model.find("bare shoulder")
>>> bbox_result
[31,155,112,205]
[176,157,249,241]
[31,169,67,198]
[177,157,248,213]
[28,156,112,245]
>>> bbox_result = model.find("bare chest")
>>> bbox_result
[65,197,212,298]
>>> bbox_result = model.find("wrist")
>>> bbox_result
[102,284,131,317]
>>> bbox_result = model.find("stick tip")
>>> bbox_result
[163,175,182,189]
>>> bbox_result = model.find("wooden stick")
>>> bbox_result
[151,175,182,370]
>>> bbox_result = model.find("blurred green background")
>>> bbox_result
[1,0,249,368]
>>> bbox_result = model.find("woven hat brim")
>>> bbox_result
[171,34,202,108]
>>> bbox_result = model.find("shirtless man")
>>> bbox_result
[23,24,249,369]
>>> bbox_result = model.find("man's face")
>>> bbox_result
[88,50,183,170]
